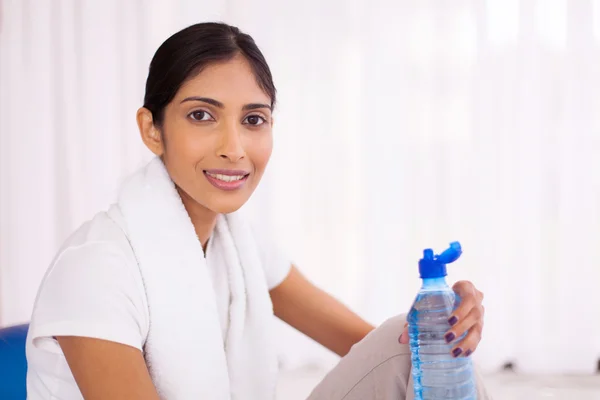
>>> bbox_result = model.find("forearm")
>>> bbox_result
[298,289,375,356]
[271,266,374,356]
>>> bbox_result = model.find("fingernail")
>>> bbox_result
[398,334,403,344]
[465,349,472,357]
[448,316,458,326]
[445,332,455,343]
[453,348,463,357]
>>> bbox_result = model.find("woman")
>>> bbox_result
[26,22,490,399]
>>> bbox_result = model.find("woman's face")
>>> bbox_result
[140,55,273,215]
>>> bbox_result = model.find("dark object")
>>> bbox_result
[445,332,456,343]
[597,358,600,373]
[448,316,458,326]
[0,324,29,399]
[502,361,515,371]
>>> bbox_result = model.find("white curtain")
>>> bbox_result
[2,0,600,375]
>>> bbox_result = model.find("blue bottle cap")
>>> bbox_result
[418,242,462,279]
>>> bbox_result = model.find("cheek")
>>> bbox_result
[249,133,273,171]
[165,121,210,160]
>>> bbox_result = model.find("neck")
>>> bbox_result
[176,187,218,251]
[421,277,448,289]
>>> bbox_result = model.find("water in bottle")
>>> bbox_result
[407,242,476,400]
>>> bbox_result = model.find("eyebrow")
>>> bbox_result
[180,96,272,111]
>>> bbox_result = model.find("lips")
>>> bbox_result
[203,169,250,191]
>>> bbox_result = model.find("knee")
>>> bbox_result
[350,313,410,358]
[379,314,407,332]
[368,314,407,344]
[334,314,412,399]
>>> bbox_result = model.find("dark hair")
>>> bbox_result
[143,22,276,127]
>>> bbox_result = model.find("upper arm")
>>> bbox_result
[29,241,153,397]
[57,336,159,400]
[30,242,148,348]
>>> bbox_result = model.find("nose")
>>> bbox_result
[217,122,245,163]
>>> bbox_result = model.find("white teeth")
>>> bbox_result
[206,172,246,182]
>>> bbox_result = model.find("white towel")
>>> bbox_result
[117,157,278,399]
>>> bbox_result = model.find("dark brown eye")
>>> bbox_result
[245,115,265,126]
[189,110,213,121]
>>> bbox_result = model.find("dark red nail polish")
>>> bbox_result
[448,316,458,326]
[453,348,463,357]
[445,332,455,343]
[465,349,472,357]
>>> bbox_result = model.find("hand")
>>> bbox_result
[398,280,485,358]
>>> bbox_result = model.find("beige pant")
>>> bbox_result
[307,315,493,400]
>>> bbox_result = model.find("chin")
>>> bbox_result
[207,196,248,215]
[212,205,243,214]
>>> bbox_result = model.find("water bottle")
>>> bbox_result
[407,242,476,400]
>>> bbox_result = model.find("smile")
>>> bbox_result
[203,169,250,191]
[205,172,247,182]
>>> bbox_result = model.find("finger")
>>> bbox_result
[447,293,477,328]
[451,322,483,358]
[444,306,483,345]
[398,322,409,344]
[452,281,485,306]
[452,280,476,298]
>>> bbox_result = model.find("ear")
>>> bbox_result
[136,107,165,156]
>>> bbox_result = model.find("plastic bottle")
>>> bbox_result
[407,242,476,399]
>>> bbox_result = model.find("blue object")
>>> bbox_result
[0,324,29,400]
[418,241,462,279]
[408,242,476,400]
